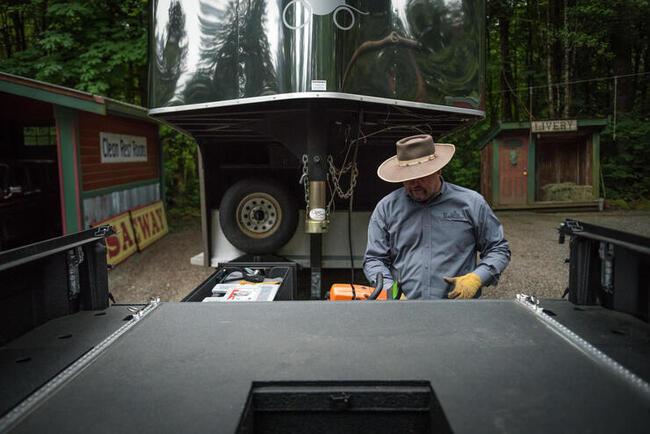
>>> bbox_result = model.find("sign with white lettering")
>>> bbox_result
[130,200,168,250]
[531,120,578,133]
[92,211,138,267]
[100,132,148,163]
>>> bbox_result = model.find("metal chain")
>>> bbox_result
[301,153,359,219]
[327,155,358,200]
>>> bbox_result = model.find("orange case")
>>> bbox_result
[328,284,387,300]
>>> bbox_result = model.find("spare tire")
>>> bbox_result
[219,179,299,254]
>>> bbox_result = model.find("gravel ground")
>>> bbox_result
[108,210,650,303]
[108,224,214,303]
[495,210,650,299]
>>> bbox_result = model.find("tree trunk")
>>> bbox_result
[631,42,641,107]
[611,33,634,111]
[527,0,535,109]
[500,14,514,120]
[41,1,48,35]
[513,33,519,121]
[640,45,650,113]
[1,11,13,58]
[11,10,25,51]
[487,22,496,121]
[546,0,555,118]
[562,0,571,118]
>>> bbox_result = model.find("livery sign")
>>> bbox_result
[130,200,168,250]
[531,119,577,133]
[93,211,138,267]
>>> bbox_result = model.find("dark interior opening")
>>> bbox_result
[535,133,591,202]
[237,381,452,434]
[0,92,62,251]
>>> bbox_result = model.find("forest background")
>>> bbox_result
[0,0,649,218]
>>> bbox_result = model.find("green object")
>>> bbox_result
[53,105,82,234]
[527,134,536,204]
[392,282,398,299]
[0,79,105,115]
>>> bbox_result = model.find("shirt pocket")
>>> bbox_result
[438,217,475,252]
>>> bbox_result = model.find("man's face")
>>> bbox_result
[403,171,442,202]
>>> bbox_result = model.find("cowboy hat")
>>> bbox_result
[377,134,455,183]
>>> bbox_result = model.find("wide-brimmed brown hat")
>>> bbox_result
[377,134,455,183]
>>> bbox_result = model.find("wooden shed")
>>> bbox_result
[478,119,608,210]
[0,72,163,251]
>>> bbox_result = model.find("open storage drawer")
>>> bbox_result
[182,262,298,302]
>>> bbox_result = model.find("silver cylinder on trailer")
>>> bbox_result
[306,180,327,233]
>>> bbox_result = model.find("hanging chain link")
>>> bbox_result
[300,152,359,219]
[327,155,358,200]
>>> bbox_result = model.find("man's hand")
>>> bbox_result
[443,273,482,299]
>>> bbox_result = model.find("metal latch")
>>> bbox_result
[515,293,543,313]
[558,219,583,244]
[67,246,85,299]
[599,242,615,294]
[94,224,116,238]
[330,392,352,410]
[126,297,161,321]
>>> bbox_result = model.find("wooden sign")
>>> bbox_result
[130,200,168,250]
[93,211,138,267]
[531,119,577,133]
[100,132,148,163]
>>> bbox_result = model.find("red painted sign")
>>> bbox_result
[130,200,168,250]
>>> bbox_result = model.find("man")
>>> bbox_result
[363,134,510,299]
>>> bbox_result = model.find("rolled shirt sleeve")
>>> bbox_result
[363,207,396,290]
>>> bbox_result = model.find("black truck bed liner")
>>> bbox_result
[2,300,649,433]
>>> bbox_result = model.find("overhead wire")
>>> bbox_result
[501,69,534,120]
[487,71,650,95]
[348,122,436,146]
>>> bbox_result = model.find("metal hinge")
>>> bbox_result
[94,224,116,238]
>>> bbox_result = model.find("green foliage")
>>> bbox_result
[0,0,148,104]
[167,206,202,229]
[600,113,650,203]
[439,120,493,191]
[161,125,200,210]
[631,198,650,211]
[607,199,630,210]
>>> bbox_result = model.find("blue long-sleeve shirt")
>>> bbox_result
[363,180,511,299]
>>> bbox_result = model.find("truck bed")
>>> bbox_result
[2,299,649,433]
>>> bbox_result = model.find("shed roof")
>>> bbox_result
[477,118,609,150]
[0,72,155,123]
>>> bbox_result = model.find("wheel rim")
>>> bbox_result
[235,192,283,239]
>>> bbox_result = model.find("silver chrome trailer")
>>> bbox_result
[148,0,485,297]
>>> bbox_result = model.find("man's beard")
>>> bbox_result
[407,187,431,202]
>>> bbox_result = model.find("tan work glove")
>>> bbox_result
[443,273,482,299]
